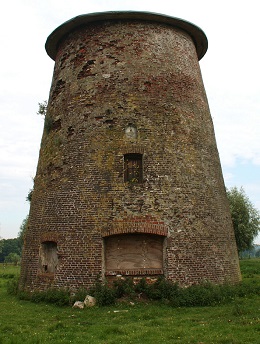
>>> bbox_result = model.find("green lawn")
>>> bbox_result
[0,261,259,344]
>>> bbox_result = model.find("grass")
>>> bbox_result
[0,263,20,278]
[0,260,259,343]
[240,258,260,277]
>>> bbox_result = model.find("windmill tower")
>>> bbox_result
[20,12,241,291]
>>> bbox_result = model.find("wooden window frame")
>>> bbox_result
[124,153,143,183]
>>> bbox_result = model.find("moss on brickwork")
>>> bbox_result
[20,15,241,292]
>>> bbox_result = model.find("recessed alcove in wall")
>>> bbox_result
[124,153,143,183]
[39,241,58,274]
[104,233,164,275]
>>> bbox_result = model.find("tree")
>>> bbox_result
[17,215,28,249]
[226,187,260,254]
[0,238,3,254]
[0,238,21,263]
[4,252,20,265]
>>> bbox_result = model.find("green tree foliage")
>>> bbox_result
[37,100,47,116]
[26,188,33,202]
[1,187,31,263]
[0,238,3,254]
[37,100,53,133]
[0,238,21,263]
[17,215,28,249]
[226,187,260,254]
[4,252,20,265]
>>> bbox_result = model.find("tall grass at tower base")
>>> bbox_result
[1,260,259,343]
[6,262,260,307]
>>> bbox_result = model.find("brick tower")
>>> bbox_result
[20,11,241,291]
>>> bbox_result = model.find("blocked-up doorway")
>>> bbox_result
[39,241,58,274]
[104,234,164,274]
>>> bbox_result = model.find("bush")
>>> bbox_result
[93,281,116,306]
[113,277,135,298]
[19,288,70,306]
[6,276,19,295]
[30,290,46,303]
[34,288,70,306]
[134,278,149,295]
[92,276,260,307]
[6,275,70,306]
[171,283,223,307]
[5,267,260,308]
[147,277,180,301]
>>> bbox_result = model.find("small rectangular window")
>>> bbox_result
[124,153,143,183]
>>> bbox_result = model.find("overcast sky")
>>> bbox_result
[0,0,259,244]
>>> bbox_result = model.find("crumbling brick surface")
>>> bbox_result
[20,19,241,292]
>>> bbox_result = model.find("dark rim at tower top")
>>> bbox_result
[45,11,208,61]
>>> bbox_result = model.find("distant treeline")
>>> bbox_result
[240,244,260,258]
[0,238,22,263]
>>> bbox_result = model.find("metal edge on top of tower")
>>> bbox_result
[45,11,208,61]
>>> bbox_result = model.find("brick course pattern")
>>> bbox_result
[20,12,241,292]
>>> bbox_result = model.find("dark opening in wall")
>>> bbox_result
[124,153,143,183]
[52,118,61,131]
[51,79,65,100]
[77,60,96,79]
[67,126,74,137]
[39,241,58,274]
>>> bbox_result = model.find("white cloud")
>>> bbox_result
[213,101,260,167]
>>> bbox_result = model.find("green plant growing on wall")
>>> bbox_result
[44,115,54,134]
[37,101,54,134]
[26,188,33,202]
[37,100,48,116]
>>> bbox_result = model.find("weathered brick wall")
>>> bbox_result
[20,14,241,291]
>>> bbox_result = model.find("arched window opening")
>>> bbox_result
[124,153,143,183]
[125,124,137,139]
[39,241,58,274]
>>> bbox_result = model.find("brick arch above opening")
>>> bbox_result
[40,232,59,243]
[101,216,168,237]
[120,144,145,155]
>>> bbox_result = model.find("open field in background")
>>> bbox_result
[0,260,259,344]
